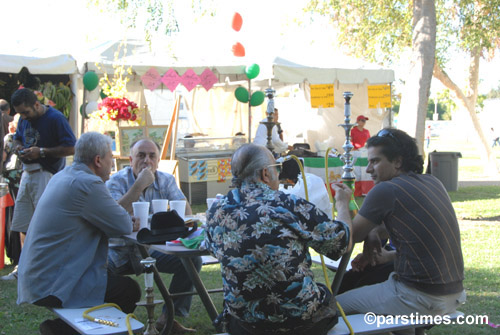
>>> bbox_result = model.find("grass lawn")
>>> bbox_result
[1,137,499,334]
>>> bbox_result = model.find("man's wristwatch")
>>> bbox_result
[39,147,46,158]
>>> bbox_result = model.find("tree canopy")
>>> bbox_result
[307,0,500,171]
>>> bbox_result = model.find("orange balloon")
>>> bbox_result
[232,12,243,31]
[232,42,246,57]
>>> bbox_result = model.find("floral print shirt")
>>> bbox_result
[205,182,349,326]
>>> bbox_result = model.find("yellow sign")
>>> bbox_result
[310,84,334,108]
[368,85,391,109]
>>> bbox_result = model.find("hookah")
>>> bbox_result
[137,257,164,335]
[261,87,277,154]
[323,91,359,334]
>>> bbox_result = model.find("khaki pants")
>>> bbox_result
[336,272,466,334]
[11,170,52,233]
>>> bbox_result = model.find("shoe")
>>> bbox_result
[39,318,78,335]
[1,265,18,281]
[155,313,196,334]
[171,320,196,334]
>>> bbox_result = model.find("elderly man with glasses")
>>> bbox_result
[205,143,353,335]
[336,128,466,335]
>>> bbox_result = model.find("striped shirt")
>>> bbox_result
[359,173,464,295]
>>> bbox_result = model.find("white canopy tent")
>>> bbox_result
[0,52,80,133]
[77,39,395,151]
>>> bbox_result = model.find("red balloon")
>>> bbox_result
[232,12,243,31]
[232,42,246,57]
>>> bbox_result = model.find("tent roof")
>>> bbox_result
[81,39,395,86]
[271,57,395,85]
[0,54,77,75]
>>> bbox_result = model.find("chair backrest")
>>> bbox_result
[331,249,354,296]
[293,143,311,150]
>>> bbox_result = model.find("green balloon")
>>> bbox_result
[83,71,99,91]
[245,63,260,80]
[100,90,107,99]
[235,87,249,103]
[250,91,265,106]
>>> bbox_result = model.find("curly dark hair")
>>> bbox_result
[366,128,424,174]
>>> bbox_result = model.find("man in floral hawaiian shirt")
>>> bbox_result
[205,143,353,335]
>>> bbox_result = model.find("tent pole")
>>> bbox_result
[248,79,252,143]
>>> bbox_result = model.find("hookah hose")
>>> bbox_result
[82,303,138,335]
[323,148,355,335]
[287,153,354,334]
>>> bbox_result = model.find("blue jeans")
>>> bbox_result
[108,250,202,317]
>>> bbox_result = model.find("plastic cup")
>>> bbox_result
[132,202,150,230]
[170,200,187,219]
[152,199,169,214]
[206,198,216,210]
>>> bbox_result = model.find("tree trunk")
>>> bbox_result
[398,0,436,154]
[433,56,500,174]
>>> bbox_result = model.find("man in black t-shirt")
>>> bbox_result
[336,128,466,333]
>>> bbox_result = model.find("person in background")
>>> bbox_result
[17,132,141,335]
[1,114,22,269]
[425,125,432,148]
[491,127,500,147]
[336,128,465,335]
[253,108,293,154]
[350,115,370,150]
[1,88,76,281]
[205,143,352,335]
[0,99,13,137]
[106,138,199,334]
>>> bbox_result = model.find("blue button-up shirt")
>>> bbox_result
[106,167,186,271]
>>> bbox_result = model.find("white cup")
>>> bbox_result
[132,202,150,230]
[170,200,187,219]
[206,198,216,210]
[152,199,169,214]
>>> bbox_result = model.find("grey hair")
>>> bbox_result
[74,132,112,165]
[231,143,274,187]
[0,99,9,112]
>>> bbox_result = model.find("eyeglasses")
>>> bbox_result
[266,162,282,174]
[377,129,400,144]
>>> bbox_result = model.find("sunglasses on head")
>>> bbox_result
[377,129,400,144]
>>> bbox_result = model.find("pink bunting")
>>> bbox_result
[199,68,218,91]
[141,68,162,91]
[180,69,201,92]
[162,69,181,92]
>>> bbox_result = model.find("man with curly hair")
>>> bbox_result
[336,128,466,335]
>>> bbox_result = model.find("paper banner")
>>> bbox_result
[141,67,162,91]
[180,69,201,91]
[310,84,334,108]
[199,68,218,91]
[217,158,232,182]
[162,69,181,92]
[368,84,391,109]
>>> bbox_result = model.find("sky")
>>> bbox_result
[2,0,499,95]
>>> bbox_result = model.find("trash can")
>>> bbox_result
[429,152,462,192]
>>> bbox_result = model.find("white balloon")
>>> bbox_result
[85,101,99,114]
[87,88,100,101]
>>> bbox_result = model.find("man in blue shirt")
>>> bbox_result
[17,132,140,335]
[1,88,76,281]
[106,138,200,333]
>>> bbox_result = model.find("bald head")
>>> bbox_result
[231,144,275,188]
[130,139,161,176]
